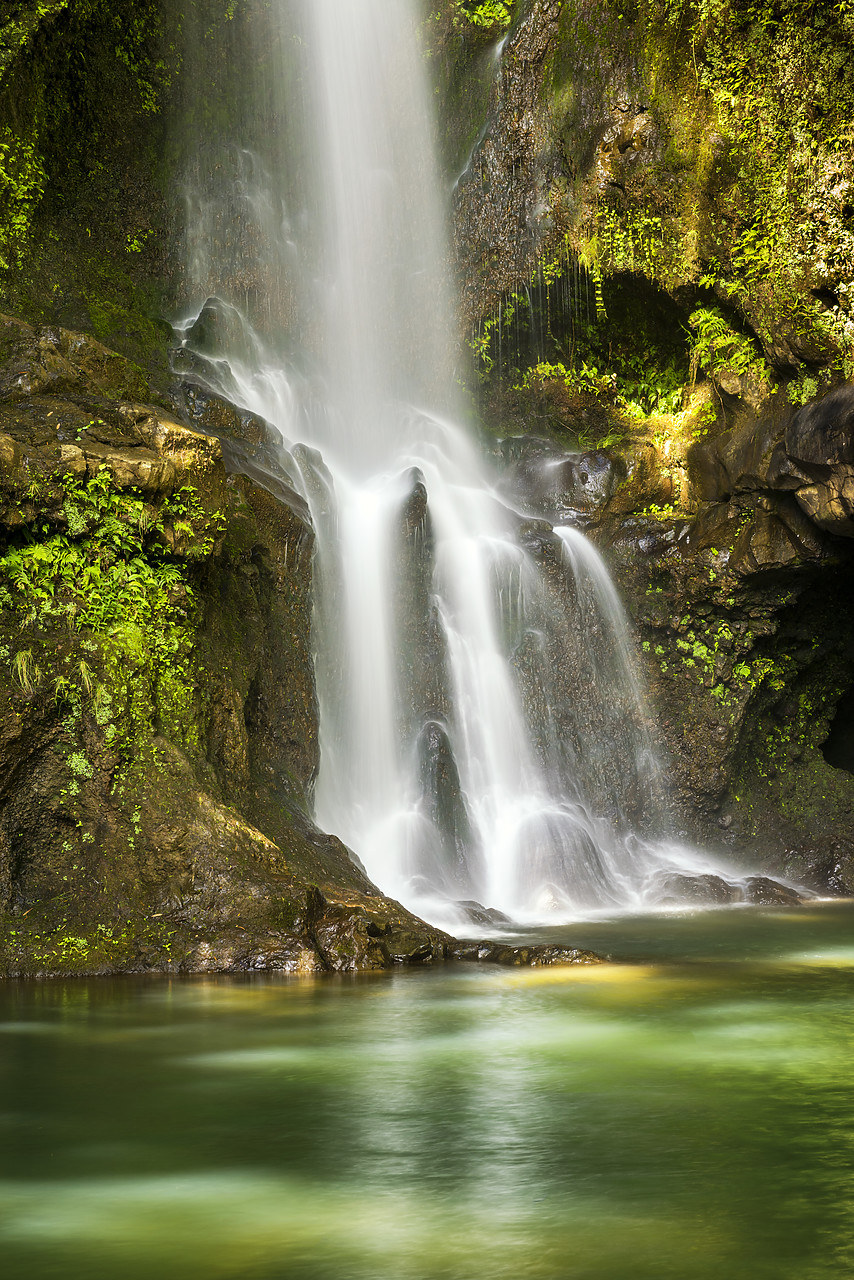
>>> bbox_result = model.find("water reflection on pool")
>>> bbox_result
[1,902,853,1280]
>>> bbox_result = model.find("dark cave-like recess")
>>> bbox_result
[822,687,854,775]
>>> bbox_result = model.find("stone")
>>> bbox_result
[655,872,743,905]
[0,314,150,405]
[741,877,802,906]
[500,436,621,522]
[452,941,602,966]
[688,386,854,540]
[455,899,513,929]
[416,721,480,896]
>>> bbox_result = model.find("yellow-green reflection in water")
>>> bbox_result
[1,902,854,1280]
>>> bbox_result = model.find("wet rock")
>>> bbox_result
[455,899,512,929]
[452,941,602,966]
[416,721,481,897]
[779,839,854,896]
[174,381,309,522]
[516,516,561,560]
[0,324,348,977]
[0,313,150,404]
[177,380,275,450]
[687,386,854,540]
[178,298,227,357]
[392,469,452,736]
[741,877,803,906]
[786,384,854,473]
[453,0,566,322]
[727,498,825,575]
[501,436,621,522]
[655,872,802,909]
[656,872,742,905]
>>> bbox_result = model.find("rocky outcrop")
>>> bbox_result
[689,386,854,539]
[440,0,854,896]
[0,316,604,976]
[0,314,418,974]
[452,0,565,322]
[488,374,854,894]
[450,0,854,372]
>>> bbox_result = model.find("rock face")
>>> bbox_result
[0,316,604,976]
[495,383,854,895]
[689,386,854,539]
[438,0,854,895]
[448,0,854,366]
[0,315,425,975]
[451,0,566,322]
[615,411,854,894]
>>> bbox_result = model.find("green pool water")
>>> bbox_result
[1,901,854,1280]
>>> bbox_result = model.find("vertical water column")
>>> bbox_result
[297,0,550,914]
[304,0,455,468]
[173,0,720,922]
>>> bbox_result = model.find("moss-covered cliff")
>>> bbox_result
[0,312,473,974]
[442,0,854,888]
[447,0,853,357]
[0,0,851,965]
[0,0,183,377]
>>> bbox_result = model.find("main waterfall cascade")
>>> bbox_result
[173,0,732,925]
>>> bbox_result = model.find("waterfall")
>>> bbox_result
[172,0,726,925]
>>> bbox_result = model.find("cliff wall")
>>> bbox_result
[440,0,854,888]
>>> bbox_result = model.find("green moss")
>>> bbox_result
[623,1,851,367]
[0,915,177,975]
[0,0,182,379]
[453,1,514,30]
[0,466,228,789]
[481,0,854,404]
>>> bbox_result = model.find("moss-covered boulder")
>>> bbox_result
[0,315,451,975]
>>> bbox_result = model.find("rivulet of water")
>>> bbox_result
[171,0,752,925]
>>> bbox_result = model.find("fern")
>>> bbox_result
[689,306,769,384]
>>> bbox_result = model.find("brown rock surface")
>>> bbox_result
[0,321,603,977]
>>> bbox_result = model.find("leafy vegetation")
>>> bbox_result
[687,305,770,386]
[450,1,514,31]
[0,468,217,639]
[470,258,690,426]
[0,466,224,765]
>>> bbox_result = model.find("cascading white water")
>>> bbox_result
[173,0,731,925]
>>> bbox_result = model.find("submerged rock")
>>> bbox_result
[455,899,513,929]
[452,941,602,967]
[656,873,743,906]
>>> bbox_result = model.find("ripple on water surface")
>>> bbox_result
[0,903,853,1280]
